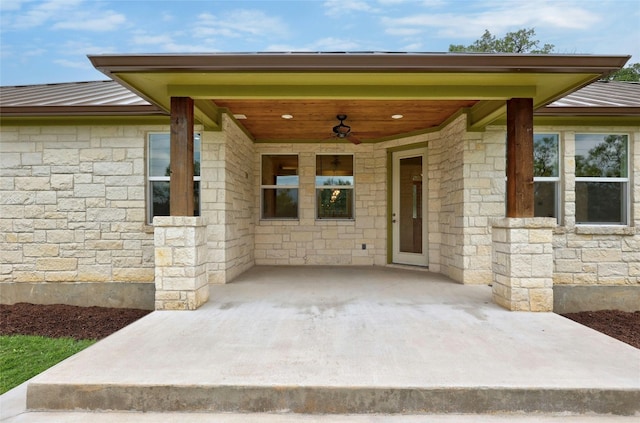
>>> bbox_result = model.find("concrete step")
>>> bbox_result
[25,383,640,415]
[5,411,640,423]
[5,381,637,422]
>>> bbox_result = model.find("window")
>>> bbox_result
[316,155,354,219]
[533,133,560,220]
[147,133,201,223]
[261,155,298,219]
[575,134,628,225]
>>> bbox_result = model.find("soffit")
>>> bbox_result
[112,70,599,141]
[213,99,478,141]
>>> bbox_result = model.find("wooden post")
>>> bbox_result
[170,97,194,216]
[506,98,534,218]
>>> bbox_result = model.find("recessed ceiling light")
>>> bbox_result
[281,114,294,119]
[391,114,404,119]
[234,114,247,120]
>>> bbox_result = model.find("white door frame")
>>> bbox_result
[391,147,428,266]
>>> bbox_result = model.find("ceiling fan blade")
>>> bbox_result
[348,135,361,145]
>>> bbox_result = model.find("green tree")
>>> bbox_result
[575,135,627,178]
[608,63,640,82]
[449,28,555,53]
[533,136,558,177]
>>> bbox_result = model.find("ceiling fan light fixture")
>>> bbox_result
[333,114,351,138]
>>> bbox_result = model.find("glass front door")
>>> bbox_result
[392,148,428,266]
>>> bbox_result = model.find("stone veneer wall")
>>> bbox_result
[0,125,161,309]
[201,116,255,284]
[547,126,640,288]
[254,142,386,266]
[250,114,504,286]
[492,217,555,311]
[154,216,208,310]
[422,114,504,285]
[222,116,255,281]
[426,116,466,281]
[2,118,636,310]
[461,129,507,284]
[200,129,224,283]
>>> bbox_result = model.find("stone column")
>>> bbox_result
[492,217,555,312]
[153,216,208,310]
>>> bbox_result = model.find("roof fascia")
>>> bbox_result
[532,115,640,126]
[0,105,166,117]
[88,53,630,75]
[536,106,640,116]
[0,115,170,126]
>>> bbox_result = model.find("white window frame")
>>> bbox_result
[147,132,201,224]
[574,133,629,226]
[260,154,299,220]
[533,132,561,222]
[315,154,355,220]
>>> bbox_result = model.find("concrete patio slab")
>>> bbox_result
[6,266,640,417]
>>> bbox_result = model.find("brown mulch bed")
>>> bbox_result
[0,303,150,340]
[561,310,640,349]
[0,303,638,349]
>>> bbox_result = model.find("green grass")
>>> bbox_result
[0,335,95,394]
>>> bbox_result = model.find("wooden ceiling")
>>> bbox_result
[213,99,478,142]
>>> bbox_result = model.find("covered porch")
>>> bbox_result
[87,53,630,312]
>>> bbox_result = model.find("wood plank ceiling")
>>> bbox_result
[212,99,478,142]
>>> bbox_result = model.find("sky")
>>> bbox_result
[1,0,639,86]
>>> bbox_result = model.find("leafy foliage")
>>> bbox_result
[608,63,640,82]
[449,27,638,81]
[533,136,558,177]
[575,135,627,178]
[449,28,555,53]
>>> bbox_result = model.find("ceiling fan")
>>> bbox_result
[330,114,361,145]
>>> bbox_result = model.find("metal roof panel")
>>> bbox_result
[547,81,640,108]
[0,80,152,107]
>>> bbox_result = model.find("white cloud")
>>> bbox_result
[8,0,83,29]
[23,47,46,57]
[195,9,288,39]
[132,33,174,46]
[162,43,219,53]
[53,58,92,69]
[52,11,126,31]
[0,0,31,12]
[313,37,362,51]
[161,11,173,22]
[263,44,308,52]
[324,0,378,16]
[4,0,127,32]
[403,42,424,51]
[381,1,602,39]
[266,37,363,52]
[130,30,218,53]
[59,40,117,55]
[385,27,423,36]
